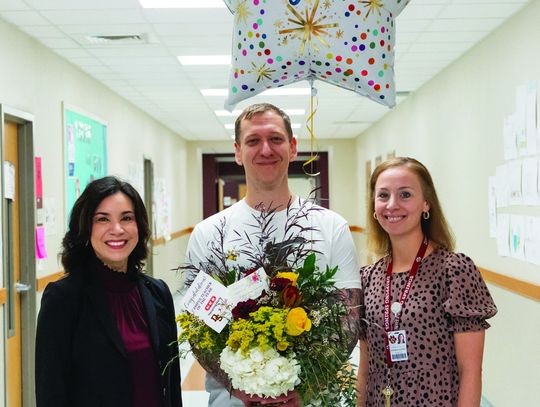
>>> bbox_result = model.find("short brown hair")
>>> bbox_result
[234,103,293,144]
[367,157,455,256]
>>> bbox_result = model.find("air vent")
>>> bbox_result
[83,33,151,45]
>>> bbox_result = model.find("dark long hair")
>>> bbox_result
[61,176,150,274]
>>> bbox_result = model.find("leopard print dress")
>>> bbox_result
[360,249,497,406]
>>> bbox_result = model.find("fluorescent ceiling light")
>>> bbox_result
[139,0,226,8]
[201,88,311,97]
[177,55,231,65]
[201,89,228,96]
[215,109,305,116]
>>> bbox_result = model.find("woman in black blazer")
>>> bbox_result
[36,176,182,407]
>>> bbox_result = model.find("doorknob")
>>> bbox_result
[15,282,32,292]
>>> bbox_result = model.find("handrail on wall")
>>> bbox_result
[9,225,536,301]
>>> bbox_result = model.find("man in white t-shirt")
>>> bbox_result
[185,103,361,407]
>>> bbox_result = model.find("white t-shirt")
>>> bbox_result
[185,198,361,406]
[187,198,360,289]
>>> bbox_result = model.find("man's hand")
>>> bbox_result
[233,389,301,407]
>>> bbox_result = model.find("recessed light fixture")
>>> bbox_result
[201,88,311,97]
[139,0,226,8]
[177,55,231,65]
[215,109,306,116]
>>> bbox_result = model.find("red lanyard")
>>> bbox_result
[383,236,429,366]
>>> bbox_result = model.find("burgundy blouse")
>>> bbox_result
[97,263,162,407]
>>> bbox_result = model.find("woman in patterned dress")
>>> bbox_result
[357,157,497,406]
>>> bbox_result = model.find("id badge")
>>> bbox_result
[387,330,408,362]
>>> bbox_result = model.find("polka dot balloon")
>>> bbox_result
[224,0,410,110]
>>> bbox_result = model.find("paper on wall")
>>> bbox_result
[509,214,525,260]
[507,160,522,206]
[521,157,539,205]
[525,81,538,156]
[524,216,540,266]
[496,213,510,257]
[503,114,518,160]
[488,176,497,238]
[494,164,509,208]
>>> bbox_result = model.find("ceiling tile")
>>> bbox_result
[0,10,49,24]
[440,3,526,19]
[40,9,145,25]
[1,0,532,141]
[427,18,504,32]
[39,37,80,48]
[58,22,152,35]
[17,24,64,37]
[24,0,137,9]
[398,4,445,19]
[141,8,233,24]
[0,0,29,11]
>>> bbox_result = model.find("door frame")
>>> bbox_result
[1,104,36,407]
[202,152,329,219]
[143,157,154,276]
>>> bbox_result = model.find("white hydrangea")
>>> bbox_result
[220,346,301,398]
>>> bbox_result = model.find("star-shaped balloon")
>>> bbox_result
[224,0,409,110]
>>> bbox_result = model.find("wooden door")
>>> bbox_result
[4,120,22,407]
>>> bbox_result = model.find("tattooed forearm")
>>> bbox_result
[339,287,364,354]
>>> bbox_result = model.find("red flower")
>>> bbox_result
[282,285,302,308]
[231,299,260,320]
[242,267,258,276]
[270,277,291,291]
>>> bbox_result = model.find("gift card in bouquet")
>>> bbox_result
[182,272,232,333]
[227,267,269,306]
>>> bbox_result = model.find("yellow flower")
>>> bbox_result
[276,271,299,286]
[285,307,312,336]
[277,341,289,351]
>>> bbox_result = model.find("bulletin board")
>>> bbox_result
[63,105,107,222]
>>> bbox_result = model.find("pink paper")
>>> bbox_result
[36,226,47,259]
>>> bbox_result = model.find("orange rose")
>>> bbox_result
[282,285,302,307]
[285,307,312,336]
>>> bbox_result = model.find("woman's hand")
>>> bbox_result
[233,389,301,406]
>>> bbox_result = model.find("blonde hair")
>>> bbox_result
[367,157,455,256]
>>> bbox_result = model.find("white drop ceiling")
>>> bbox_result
[0,0,532,140]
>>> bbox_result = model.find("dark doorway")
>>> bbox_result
[202,152,329,219]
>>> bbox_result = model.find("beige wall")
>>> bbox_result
[0,16,191,390]
[355,2,540,405]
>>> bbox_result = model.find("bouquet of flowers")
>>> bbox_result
[177,199,357,406]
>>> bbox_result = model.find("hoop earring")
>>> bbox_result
[373,212,378,220]
[422,211,430,220]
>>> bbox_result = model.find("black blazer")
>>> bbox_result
[35,266,182,407]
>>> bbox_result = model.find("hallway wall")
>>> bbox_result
[0,15,190,400]
[355,1,540,405]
